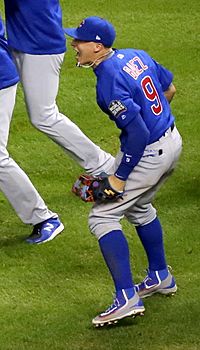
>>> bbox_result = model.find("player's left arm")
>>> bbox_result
[108,174,125,192]
[107,114,150,193]
[113,112,150,184]
[104,83,150,191]
[98,75,149,193]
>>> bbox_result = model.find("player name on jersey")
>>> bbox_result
[123,56,148,80]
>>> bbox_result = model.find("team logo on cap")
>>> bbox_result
[78,20,85,28]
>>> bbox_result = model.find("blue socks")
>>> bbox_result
[98,230,134,292]
[136,217,167,271]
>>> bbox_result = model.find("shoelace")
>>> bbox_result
[140,269,154,285]
[104,295,120,313]
[30,225,41,237]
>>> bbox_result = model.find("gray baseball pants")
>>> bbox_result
[0,84,57,224]
[12,51,114,175]
[89,126,182,239]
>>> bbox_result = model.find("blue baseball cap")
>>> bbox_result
[64,16,116,47]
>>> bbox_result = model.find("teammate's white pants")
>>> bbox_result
[0,84,57,224]
[89,126,182,239]
[12,51,114,175]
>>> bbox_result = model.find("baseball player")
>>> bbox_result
[0,14,64,244]
[3,1,114,244]
[65,16,183,327]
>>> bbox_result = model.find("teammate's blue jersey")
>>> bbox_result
[94,49,174,145]
[4,0,66,55]
[0,15,19,90]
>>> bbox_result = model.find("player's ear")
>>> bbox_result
[94,43,104,53]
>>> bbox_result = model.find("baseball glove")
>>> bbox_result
[72,173,124,203]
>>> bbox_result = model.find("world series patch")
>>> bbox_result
[108,100,127,117]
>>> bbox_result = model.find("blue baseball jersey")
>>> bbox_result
[94,49,175,180]
[0,16,19,90]
[4,0,66,55]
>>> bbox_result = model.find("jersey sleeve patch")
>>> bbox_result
[108,100,127,117]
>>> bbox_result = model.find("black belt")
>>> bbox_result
[162,122,175,137]
[170,122,175,132]
[149,122,175,152]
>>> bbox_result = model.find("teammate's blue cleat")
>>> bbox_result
[135,268,177,298]
[92,288,145,327]
[26,217,64,244]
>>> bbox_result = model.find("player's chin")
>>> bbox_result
[77,58,86,65]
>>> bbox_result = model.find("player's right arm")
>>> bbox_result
[164,83,176,103]
[152,58,176,103]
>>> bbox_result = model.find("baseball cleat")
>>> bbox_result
[135,267,177,298]
[92,288,145,327]
[26,217,64,244]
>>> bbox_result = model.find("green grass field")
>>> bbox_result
[0,1,200,349]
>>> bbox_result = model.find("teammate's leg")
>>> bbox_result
[13,52,114,175]
[0,84,63,241]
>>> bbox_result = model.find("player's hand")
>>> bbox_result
[108,175,125,193]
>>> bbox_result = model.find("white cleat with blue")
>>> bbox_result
[92,288,145,327]
[135,268,177,298]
